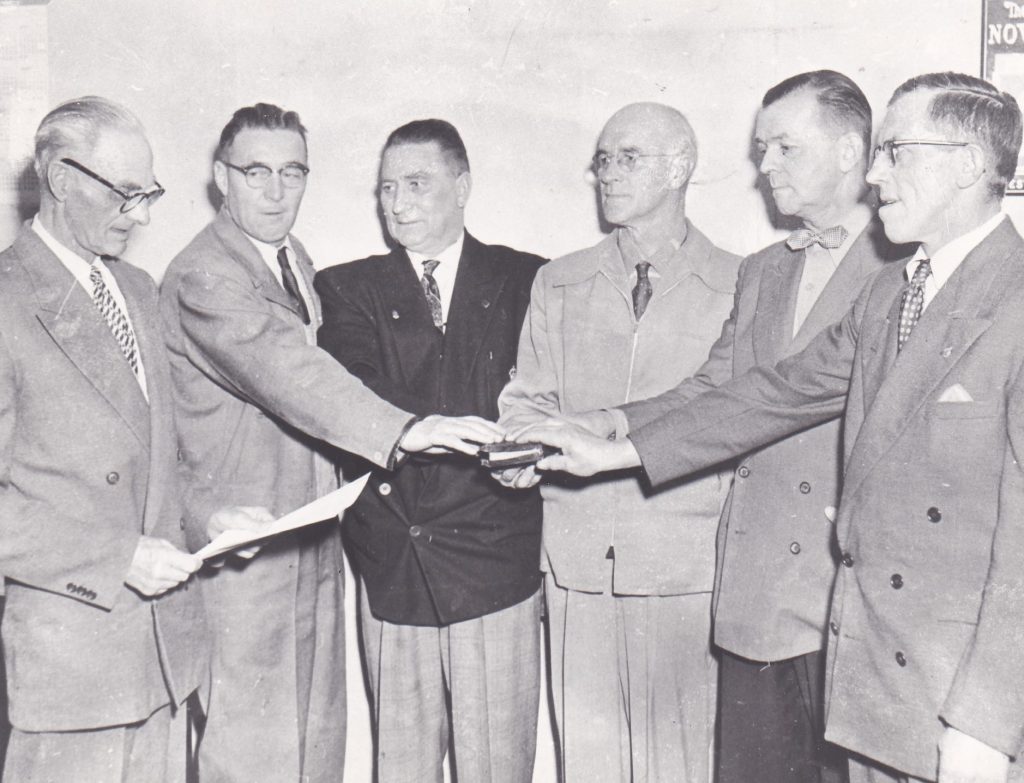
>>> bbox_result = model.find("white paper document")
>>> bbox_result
[197,473,370,560]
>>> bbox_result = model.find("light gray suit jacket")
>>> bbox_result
[0,225,207,732]
[622,220,902,661]
[629,218,1024,778]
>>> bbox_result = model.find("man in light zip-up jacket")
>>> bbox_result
[497,102,740,783]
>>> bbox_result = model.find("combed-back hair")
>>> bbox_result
[890,72,1022,198]
[216,103,307,161]
[384,119,470,174]
[34,95,144,180]
[763,70,872,150]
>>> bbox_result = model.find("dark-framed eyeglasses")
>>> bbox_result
[592,149,679,174]
[872,139,969,167]
[222,161,310,189]
[60,158,164,213]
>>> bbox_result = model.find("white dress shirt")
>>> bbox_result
[247,235,316,326]
[906,210,1005,311]
[407,232,464,330]
[32,215,148,399]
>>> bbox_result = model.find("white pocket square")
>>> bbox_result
[938,383,974,403]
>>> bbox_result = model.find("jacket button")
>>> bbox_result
[799,481,811,494]
[829,621,839,636]
[176,448,184,462]
[378,482,392,496]
[106,471,119,485]
[180,517,186,530]
[895,651,907,667]
[841,552,854,568]
[737,465,750,478]
[409,525,422,538]
[890,573,904,589]
[927,506,942,523]
[789,541,801,555]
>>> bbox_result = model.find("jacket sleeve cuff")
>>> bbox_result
[387,416,422,470]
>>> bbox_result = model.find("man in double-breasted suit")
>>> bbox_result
[162,106,504,783]
[522,73,1024,783]
[315,119,545,782]
[0,97,207,782]
[580,71,905,783]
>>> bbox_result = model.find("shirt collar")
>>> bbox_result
[32,214,99,269]
[247,233,294,268]
[616,226,686,277]
[407,232,465,278]
[905,210,1005,287]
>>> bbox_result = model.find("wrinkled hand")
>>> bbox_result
[207,505,276,561]
[491,463,542,490]
[513,420,642,477]
[938,727,1009,783]
[560,409,618,438]
[125,536,203,597]
[401,414,505,456]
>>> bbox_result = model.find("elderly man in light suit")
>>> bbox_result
[0,96,207,782]
[161,103,503,783]
[523,72,1024,783]
[499,102,740,782]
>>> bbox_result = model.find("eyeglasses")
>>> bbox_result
[872,139,969,167]
[60,158,165,213]
[223,161,310,189]
[592,149,679,173]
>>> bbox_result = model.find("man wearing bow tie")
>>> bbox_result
[162,107,505,783]
[521,72,1024,783]
[558,71,906,783]
[497,103,741,782]
[315,119,545,782]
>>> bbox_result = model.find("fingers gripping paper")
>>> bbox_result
[196,473,370,560]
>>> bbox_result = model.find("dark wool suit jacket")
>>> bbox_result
[0,226,207,732]
[316,232,544,626]
[628,218,1024,779]
[622,219,906,662]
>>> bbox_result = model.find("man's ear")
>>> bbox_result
[455,171,472,208]
[213,160,229,199]
[837,131,864,174]
[954,144,987,189]
[46,159,71,203]
[669,150,696,189]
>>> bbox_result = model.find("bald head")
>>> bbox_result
[594,102,696,232]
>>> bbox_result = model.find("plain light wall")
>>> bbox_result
[3,2,1019,781]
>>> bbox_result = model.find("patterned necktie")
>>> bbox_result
[786,225,848,251]
[421,259,444,330]
[276,247,310,325]
[89,265,139,374]
[632,261,652,321]
[897,258,932,352]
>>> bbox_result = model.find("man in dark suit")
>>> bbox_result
[574,71,904,783]
[315,119,545,782]
[0,96,207,782]
[162,106,504,783]
[520,72,1024,783]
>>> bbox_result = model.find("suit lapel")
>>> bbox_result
[16,230,151,449]
[444,234,508,383]
[753,246,801,364]
[844,220,1020,500]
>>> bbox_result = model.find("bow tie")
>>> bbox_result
[786,225,848,251]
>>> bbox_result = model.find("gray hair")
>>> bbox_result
[34,96,144,180]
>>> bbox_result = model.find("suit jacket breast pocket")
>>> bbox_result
[930,399,1001,420]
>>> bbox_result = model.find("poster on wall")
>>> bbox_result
[984,0,1024,193]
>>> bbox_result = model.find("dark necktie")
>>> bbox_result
[632,261,652,321]
[276,247,310,325]
[786,225,848,251]
[897,258,932,352]
[89,265,139,374]
[421,259,444,330]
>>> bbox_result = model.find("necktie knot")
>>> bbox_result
[897,258,932,352]
[632,262,653,321]
[420,259,444,330]
[786,225,849,251]
[276,246,311,325]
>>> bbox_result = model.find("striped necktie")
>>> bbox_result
[90,264,139,374]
